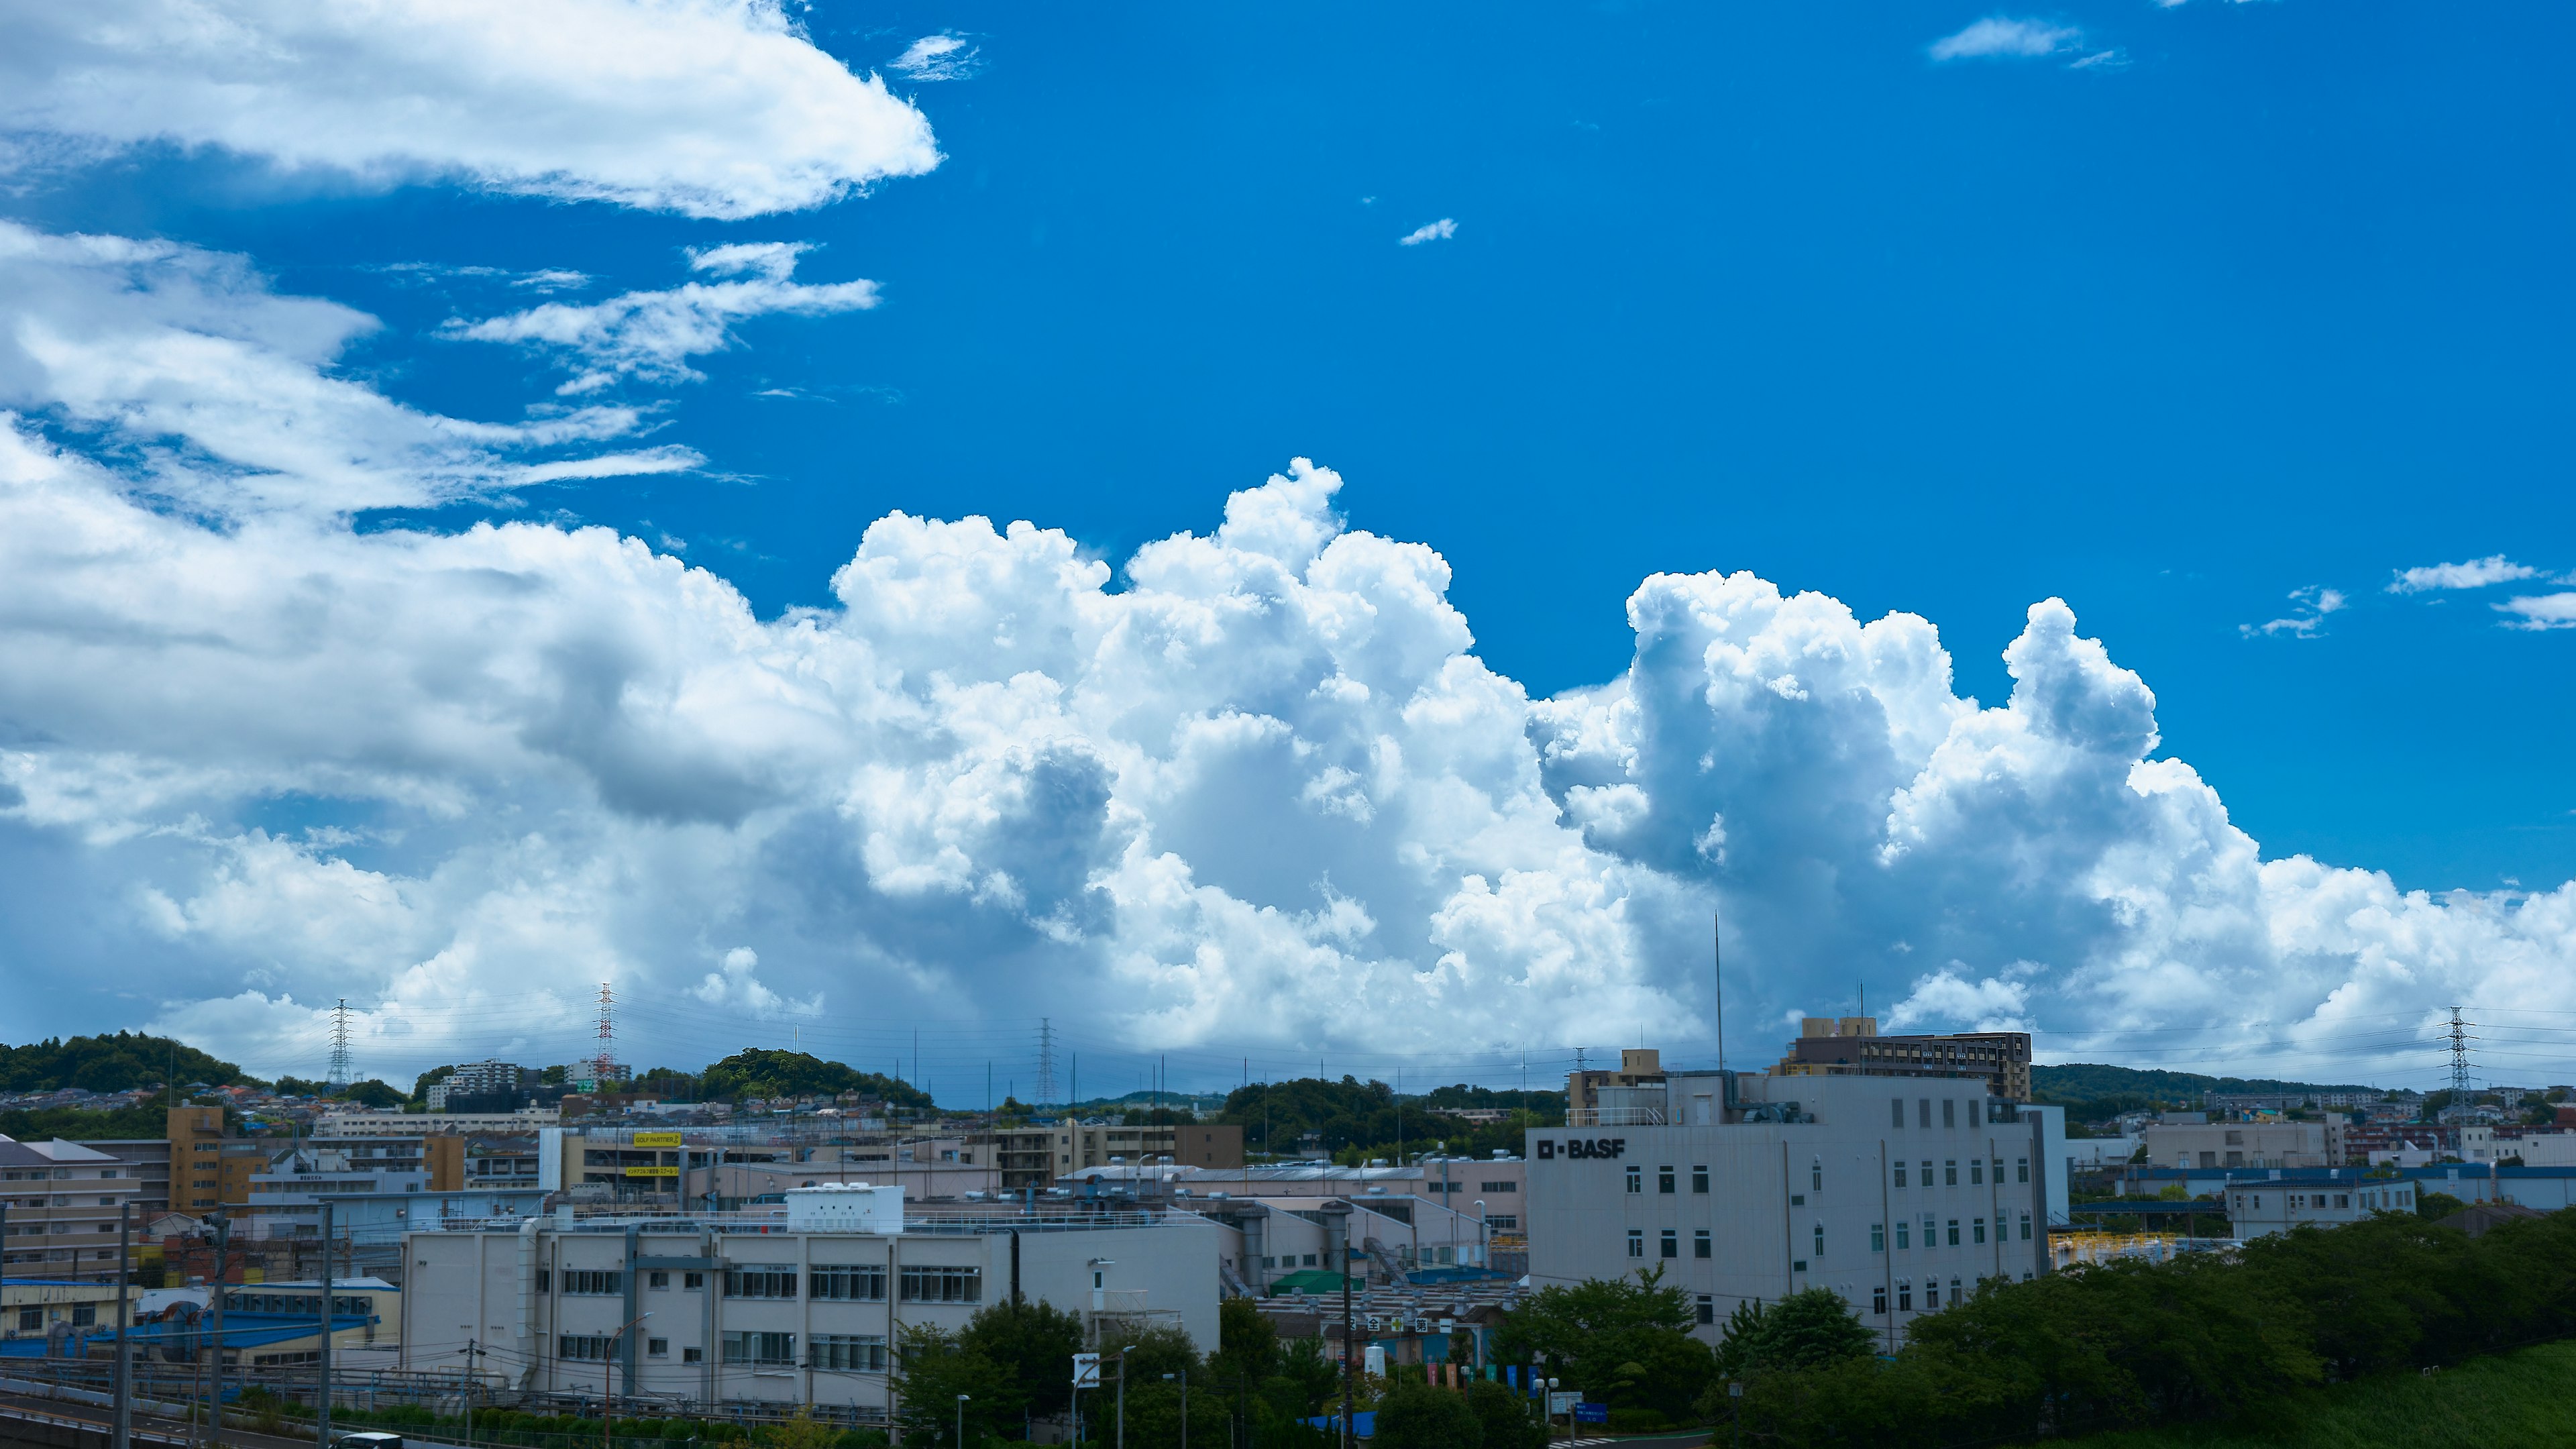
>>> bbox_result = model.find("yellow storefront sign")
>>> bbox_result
[624,1165,680,1177]
[631,1131,683,1148]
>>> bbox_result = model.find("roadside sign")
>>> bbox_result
[622,1166,678,1177]
[1574,1403,1609,1424]
[633,1132,683,1148]
[1547,1392,1580,1415]
[1072,1353,1100,1388]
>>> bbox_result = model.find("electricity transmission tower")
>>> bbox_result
[327,999,354,1088]
[2447,1005,2475,1102]
[1035,1018,1059,1106]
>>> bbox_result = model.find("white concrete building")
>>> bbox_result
[400,1186,1221,1419]
[2141,1120,2339,1171]
[2226,1178,2417,1238]
[1524,1067,2048,1351]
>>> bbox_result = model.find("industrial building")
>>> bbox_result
[1525,1054,2049,1351]
[399,1185,1219,1419]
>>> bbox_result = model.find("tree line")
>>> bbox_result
[1213,1077,1564,1162]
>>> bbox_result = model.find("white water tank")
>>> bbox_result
[784,1182,904,1234]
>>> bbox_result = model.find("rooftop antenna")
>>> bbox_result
[327,999,354,1089]
[1713,908,1726,1073]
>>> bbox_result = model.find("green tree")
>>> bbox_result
[1490,1268,1711,1422]
[1123,1380,1229,1449]
[700,1048,932,1108]
[961,1297,1087,1420]
[1208,1295,1283,1389]
[890,1322,1018,1448]
[1269,1336,1342,1418]
[0,1031,255,1093]
[1371,1381,1482,1449]
[2417,1190,2469,1221]
[409,1065,456,1105]
[1462,1380,1546,1449]
[338,1078,402,1108]
[1114,1324,1203,1386]
[1711,1289,1874,1378]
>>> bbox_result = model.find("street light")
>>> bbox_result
[1163,1372,1187,1449]
[604,1311,653,1449]
[1544,1378,1560,1443]
[957,1393,972,1449]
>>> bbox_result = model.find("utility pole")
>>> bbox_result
[208,1211,230,1449]
[1340,1244,1354,1449]
[318,1200,335,1448]
[111,1203,131,1449]
[1036,1020,1059,1106]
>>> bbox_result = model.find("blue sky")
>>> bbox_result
[0,1,2569,1090]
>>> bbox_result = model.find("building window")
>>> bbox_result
[1942,1099,1955,1128]
[70,1305,96,1327]
[1870,1223,1884,1252]
[1943,1161,1958,1187]
[811,1265,889,1301]
[1923,1281,1939,1311]
[558,1335,614,1361]
[1892,1097,1905,1128]
[1626,1230,1644,1259]
[2016,1157,2029,1184]
[900,1266,983,1303]
[1992,1157,2004,1184]
[1872,1284,1888,1315]
[2019,1212,2031,1241]
[1692,1167,1709,1193]
[1945,1220,1960,1247]
[1792,1258,1807,1273]
[15,1309,36,1331]
[722,1331,797,1366]
[533,1269,551,1293]
[1694,1229,1711,1258]
[1896,1279,1912,1312]
[1949,1277,1963,1305]
[1893,1162,1908,1189]
[1811,1161,1823,1192]
[1625,1165,1642,1194]
[1658,1165,1675,1193]
[1813,1222,1825,1257]
[684,1272,704,1290]
[1919,1099,1931,1128]
[1303,1254,1317,1267]
[561,1270,623,1296]
[682,1347,703,1364]
[1970,1159,1984,1186]
[725,1265,798,1299]
[1695,1295,1714,1326]
[812,1334,890,1372]
[646,1338,668,1358]
[1973,1218,1986,1245]
[1481,1181,1518,1193]
[1489,1216,1517,1231]
[1660,1230,1678,1258]
[1895,1220,1909,1250]
[648,1271,668,1290]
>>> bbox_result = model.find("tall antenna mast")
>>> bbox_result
[594,982,617,1081]
[327,1000,354,1089]
[1035,1019,1059,1106]
[1713,910,1725,1074]
[2448,1006,2474,1103]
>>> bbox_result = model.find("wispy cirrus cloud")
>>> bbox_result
[2388,555,2542,594]
[1399,218,1458,246]
[1929,17,2082,61]
[889,33,984,83]
[2241,586,2347,640]
[447,241,878,393]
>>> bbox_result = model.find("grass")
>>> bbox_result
[2057,1340,2576,1449]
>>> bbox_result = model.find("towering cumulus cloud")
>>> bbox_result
[0,228,2565,1079]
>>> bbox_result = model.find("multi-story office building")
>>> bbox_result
[428,1060,529,1110]
[2142,1118,2342,1171]
[399,1186,1220,1417]
[1771,1017,2034,1104]
[1525,1063,2049,1351]
[991,1122,1244,1190]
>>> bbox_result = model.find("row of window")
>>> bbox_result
[541,1265,979,1304]
[1624,1212,2035,1261]
[1890,1097,1993,1130]
[1892,1158,2029,1188]
[1422,1181,1519,1194]
[560,1328,894,1369]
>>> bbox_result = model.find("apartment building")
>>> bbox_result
[1525,1064,2049,1352]
[0,1136,152,1281]
[1771,1016,2035,1104]
[398,1186,1220,1416]
[315,1108,559,1136]
[991,1122,1244,1190]
[2226,1178,2418,1239]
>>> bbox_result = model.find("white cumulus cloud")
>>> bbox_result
[3,228,2573,1089]
[1399,219,1458,246]
[448,242,880,392]
[0,1,940,219]
[2495,594,2576,631]
[2388,555,2541,593]
[2240,586,2346,639]
[1930,17,2083,61]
